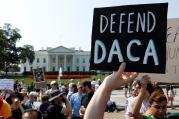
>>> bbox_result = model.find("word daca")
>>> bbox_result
[100,11,156,34]
[94,39,159,65]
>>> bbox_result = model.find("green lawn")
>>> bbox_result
[13,74,106,86]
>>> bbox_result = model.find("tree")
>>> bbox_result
[0,23,35,76]
[19,45,35,64]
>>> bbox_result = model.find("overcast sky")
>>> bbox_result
[0,0,178,51]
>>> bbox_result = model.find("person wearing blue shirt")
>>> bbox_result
[70,85,83,119]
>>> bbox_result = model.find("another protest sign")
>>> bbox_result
[90,3,168,73]
[139,18,179,83]
[33,68,46,89]
[0,79,14,90]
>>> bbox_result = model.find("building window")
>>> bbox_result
[43,58,46,63]
[30,67,33,72]
[37,58,39,63]
[76,66,79,72]
[76,58,79,64]
[83,66,85,72]
[67,66,70,72]
[52,67,55,71]
[24,67,26,72]
[83,58,85,63]
[52,58,55,63]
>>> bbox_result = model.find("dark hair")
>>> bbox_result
[23,109,41,119]
[146,83,154,95]
[72,84,78,93]
[149,91,167,105]
[82,80,92,89]
[41,94,49,102]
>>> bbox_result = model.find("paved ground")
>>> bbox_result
[103,88,179,119]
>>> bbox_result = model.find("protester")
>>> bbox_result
[80,80,94,118]
[106,99,119,113]
[125,80,141,119]
[84,63,138,119]
[1,89,12,100]
[46,90,72,119]
[39,94,49,119]
[6,92,25,119]
[45,81,59,96]
[0,96,12,119]
[132,77,179,119]
[67,83,78,100]
[21,79,27,89]
[20,89,29,104]
[24,91,39,110]
[70,85,83,119]
[168,85,175,109]
[22,109,41,119]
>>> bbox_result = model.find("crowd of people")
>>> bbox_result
[0,77,102,119]
[0,63,178,119]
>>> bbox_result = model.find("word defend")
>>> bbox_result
[90,3,168,73]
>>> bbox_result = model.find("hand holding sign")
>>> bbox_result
[90,3,168,73]
[104,63,138,92]
[33,68,46,89]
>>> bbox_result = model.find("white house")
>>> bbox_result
[20,46,91,72]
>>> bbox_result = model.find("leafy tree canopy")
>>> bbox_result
[0,23,35,75]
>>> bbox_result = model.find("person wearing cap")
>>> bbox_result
[46,90,72,119]
[45,80,59,96]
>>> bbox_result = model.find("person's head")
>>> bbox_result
[131,80,141,96]
[20,89,28,97]
[49,90,64,104]
[72,83,78,93]
[22,109,41,119]
[81,80,92,93]
[148,91,167,119]
[22,79,25,83]
[29,91,38,102]
[77,84,83,94]
[68,83,74,92]
[50,81,58,90]
[41,94,49,104]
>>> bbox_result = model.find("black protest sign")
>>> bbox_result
[90,3,168,73]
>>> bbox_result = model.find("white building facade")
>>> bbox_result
[20,46,91,72]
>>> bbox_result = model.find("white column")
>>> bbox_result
[64,55,67,71]
[72,55,75,71]
[56,55,58,71]
[47,55,50,71]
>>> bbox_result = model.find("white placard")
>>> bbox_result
[139,18,179,83]
[0,79,14,90]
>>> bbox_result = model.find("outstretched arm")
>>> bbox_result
[132,75,150,119]
[84,63,138,119]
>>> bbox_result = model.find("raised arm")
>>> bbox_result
[84,63,138,119]
[132,75,150,119]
